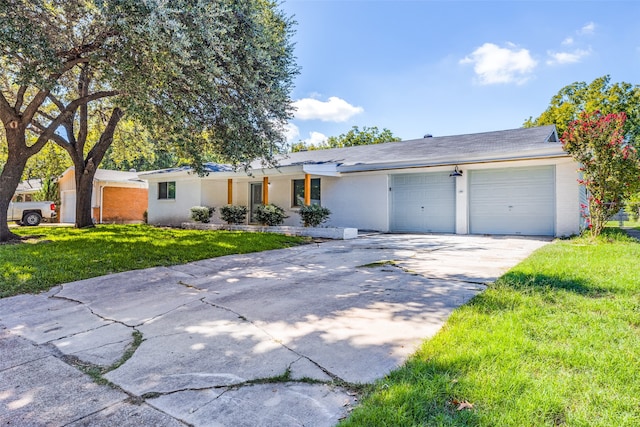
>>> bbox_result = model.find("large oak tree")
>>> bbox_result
[0,0,296,240]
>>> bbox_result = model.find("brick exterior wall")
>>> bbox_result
[101,187,148,223]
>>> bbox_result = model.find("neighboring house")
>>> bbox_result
[141,125,582,237]
[12,179,44,202]
[58,168,148,224]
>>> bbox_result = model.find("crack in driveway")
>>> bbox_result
[198,298,347,384]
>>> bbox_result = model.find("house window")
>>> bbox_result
[158,181,176,200]
[292,178,320,207]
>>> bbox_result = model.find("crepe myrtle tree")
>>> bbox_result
[561,111,640,237]
[0,0,297,239]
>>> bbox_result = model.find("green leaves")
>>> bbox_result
[2,0,297,170]
[327,126,401,148]
[291,126,401,152]
[108,0,298,168]
[524,75,640,143]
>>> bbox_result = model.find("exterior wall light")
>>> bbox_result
[449,166,463,177]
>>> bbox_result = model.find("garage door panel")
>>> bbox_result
[470,166,555,236]
[390,172,455,233]
[61,191,76,224]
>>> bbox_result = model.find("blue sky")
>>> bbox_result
[280,0,640,146]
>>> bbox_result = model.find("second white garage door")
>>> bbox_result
[469,166,555,236]
[390,172,456,233]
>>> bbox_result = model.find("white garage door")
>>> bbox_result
[469,166,555,236]
[61,190,76,223]
[390,172,455,233]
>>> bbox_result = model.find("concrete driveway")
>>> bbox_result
[0,234,549,426]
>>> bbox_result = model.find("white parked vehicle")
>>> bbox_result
[8,201,57,226]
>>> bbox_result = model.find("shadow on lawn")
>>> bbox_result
[496,271,610,297]
[494,271,610,297]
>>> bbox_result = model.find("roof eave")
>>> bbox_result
[337,151,570,173]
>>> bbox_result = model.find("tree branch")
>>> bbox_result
[56,56,90,76]
[55,30,119,60]
[77,66,90,156]
[36,110,56,123]
[21,89,51,124]
[29,120,69,147]
[86,107,124,167]
[47,93,66,113]
[28,90,119,157]
[14,86,27,112]
[0,91,14,123]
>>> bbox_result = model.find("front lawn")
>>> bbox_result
[342,229,640,426]
[0,225,306,298]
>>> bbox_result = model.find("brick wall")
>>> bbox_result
[101,187,148,223]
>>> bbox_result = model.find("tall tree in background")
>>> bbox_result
[0,0,296,239]
[524,75,640,141]
[561,111,640,237]
[291,126,401,152]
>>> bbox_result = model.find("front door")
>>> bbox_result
[250,182,263,223]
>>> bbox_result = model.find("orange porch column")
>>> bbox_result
[304,173,311,206]
[263,176,269,205]
[227,179,233,204]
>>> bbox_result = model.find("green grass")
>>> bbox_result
[342,228,640,426]
[0,224,306,298]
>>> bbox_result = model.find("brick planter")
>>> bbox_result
[182,222,358,240]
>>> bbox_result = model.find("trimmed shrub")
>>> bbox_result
[254,204,288,226]
[298,204,331,227]
[190,206,215,223]
[219,205,248,224]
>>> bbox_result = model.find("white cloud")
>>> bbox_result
[460,42,537,85]
[546,48,591,65]
[562,37,574,46]
[579,22,596,35]
[293,96,364,122]
[284,122,300,143]
[303,131,328,146]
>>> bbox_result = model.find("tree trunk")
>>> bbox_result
[71,108,124,228]
[74,161,98,228]
[0,156,28,241]
[0,130,29,242]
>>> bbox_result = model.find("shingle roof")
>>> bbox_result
[141,125,564,177]
[61,168,146,183]
[138,163,235,176]
[92,169,144,182]
[264,125,562,170]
